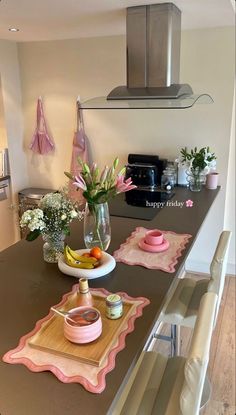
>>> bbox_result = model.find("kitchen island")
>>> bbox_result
[0,187,219,415]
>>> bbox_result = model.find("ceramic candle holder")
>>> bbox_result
[145,230,164,246]
[64,306,102,344]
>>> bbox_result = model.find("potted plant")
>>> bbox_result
[180,147,216,191]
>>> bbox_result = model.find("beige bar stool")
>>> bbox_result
[113,292,218,415]
[156,231,231,355]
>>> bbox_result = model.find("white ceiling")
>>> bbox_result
[0,0,234,42]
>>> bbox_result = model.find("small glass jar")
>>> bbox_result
[161,170,175,192]
[105,294,123,320]
[166,161,178,185]
[42,232,65,263]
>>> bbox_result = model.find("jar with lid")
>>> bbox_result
[105,294,123,319]
[166,161,178,185]
[161,170,175,192]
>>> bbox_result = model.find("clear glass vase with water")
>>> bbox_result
[83,202,111,251]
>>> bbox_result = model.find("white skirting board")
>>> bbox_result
[185,259,236,276]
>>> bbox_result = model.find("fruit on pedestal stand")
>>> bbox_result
[67,246,97,264]
[90,247,102,260]
[64,246,98,269]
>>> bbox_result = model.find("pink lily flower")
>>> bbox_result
[115,175,137,194]
[73,174,87,191]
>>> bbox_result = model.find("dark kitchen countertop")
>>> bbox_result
[0,186,220,415]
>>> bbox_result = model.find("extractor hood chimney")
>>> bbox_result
[81,2,213,109]
[107,3,193,100]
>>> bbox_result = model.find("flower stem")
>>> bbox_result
[89,203,104,250]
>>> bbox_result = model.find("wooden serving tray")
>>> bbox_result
[29,293,134,367]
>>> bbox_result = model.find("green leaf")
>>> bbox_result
[64,171,74,180]
[113,157,119,169]
[83,163,90,174]
[93,190,108,204]
[118,166,126,176]
[26,229,41,241]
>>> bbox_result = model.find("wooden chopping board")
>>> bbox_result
[29,293,134,367]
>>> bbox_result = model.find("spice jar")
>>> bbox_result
[105,294,123,320]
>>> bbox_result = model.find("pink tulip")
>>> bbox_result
[115,175,137,194]
[73,174,87,191]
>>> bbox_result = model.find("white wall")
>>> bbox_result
[224,89,235,274]
[180,27,235,274]
[0,81,8,148]
[18,36,126,189]
[0,80,15,251]
[0,40,29,249]
[17,27,235,271]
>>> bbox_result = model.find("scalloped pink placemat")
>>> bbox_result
[113,227,192,273]
[2,284,149,394]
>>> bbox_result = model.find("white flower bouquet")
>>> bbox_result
[20,191,83,241]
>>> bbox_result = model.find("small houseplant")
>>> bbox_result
[180,147,216,191]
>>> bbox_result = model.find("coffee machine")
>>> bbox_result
[124,154,173,206]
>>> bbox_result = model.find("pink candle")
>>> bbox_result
[206,173,219,189]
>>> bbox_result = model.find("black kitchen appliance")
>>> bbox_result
[127,154,167,186]
[124,154,173,207]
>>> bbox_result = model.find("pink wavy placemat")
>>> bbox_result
[2,284,149,394]
[113,227,192,273]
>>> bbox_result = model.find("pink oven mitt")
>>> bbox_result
[68,99,89,204]
[29,97,55,155]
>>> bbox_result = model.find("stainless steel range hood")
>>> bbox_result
[81,3,213,109]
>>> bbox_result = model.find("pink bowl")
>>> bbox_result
[145,230,164,245]
[64,306,102,344]
[139,237,169,253]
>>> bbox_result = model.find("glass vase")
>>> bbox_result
[42,232,65,263]
[83,202,111,251]
[186,168,205,192]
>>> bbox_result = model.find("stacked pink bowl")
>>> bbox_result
[64,306,102,344]
[139,229,169,253]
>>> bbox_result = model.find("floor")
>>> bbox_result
[153,275,236,415]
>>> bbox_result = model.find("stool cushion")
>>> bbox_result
[120,352,168,415]
[151,356,185,415]
[160,277,209,328]
[120,352,186,415]
[118,293,218,415]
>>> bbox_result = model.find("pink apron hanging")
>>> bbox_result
[68,100,89,204]
[29,97,55,155]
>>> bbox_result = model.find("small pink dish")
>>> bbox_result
[145,230,164,245]
[139,237,169,253]
[64,306,102,344]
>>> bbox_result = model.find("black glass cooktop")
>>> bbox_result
[109,190,174,221]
